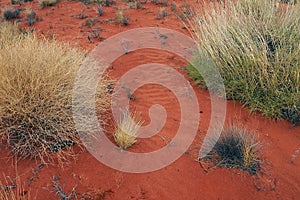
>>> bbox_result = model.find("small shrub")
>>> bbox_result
[156,7,168,19]
[0,23,111,163]
[10,0,21,5]
[114,109,143,150]
[24,8,38,26]
[101,0,115,6]
[84,18,98,27]
[116,9,129,26]
[202,125,261,174]
[180,2,193,16]
[95,4,104,16]
[88,27,104,43]
[2,7,20,20]
[39,0,58,7]
[82,0,114,6]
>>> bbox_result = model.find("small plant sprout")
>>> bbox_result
[114,109,144,150]
[116,9,129,26]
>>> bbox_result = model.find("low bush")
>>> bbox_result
[0,23,110,163]
[202,125,261,174]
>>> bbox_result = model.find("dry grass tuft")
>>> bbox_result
[0,23,111,163]
[114,109,143,150]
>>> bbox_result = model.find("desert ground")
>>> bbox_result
[0,0,299,199]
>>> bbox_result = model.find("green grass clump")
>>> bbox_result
[0,23,113,164]
[202,125,261,174]
[188,0,300,125]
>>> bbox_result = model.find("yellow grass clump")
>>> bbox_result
[114,109,143,150]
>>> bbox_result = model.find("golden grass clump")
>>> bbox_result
[188,0,300,125]
[114,109,143,150]
[0,22,110,163]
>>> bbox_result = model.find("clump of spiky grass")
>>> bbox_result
[114,109,143,150]
[0,23,110,163]
[188,0,300,125]
[202,125,261,174]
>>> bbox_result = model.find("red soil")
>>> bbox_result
[0,0,300,199]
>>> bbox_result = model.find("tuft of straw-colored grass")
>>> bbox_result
[0,22,111,164]
[188,0,300,124]
[114,109,143,150]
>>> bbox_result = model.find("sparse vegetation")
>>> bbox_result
[156,7,168,19]
[0,23,110,163]
[0,165,30,200]
[114,109,143,150]
[201,125,261,174]
[170,1,177,11]
[188,0,300,124]
[88,27,104,43]
[151,0,168,6]
[24,8,38,26]
[95,4,104,16]
[10,0,21,5]
[128,1,143,9]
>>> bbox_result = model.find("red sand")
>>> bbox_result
[0,0,299,199]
